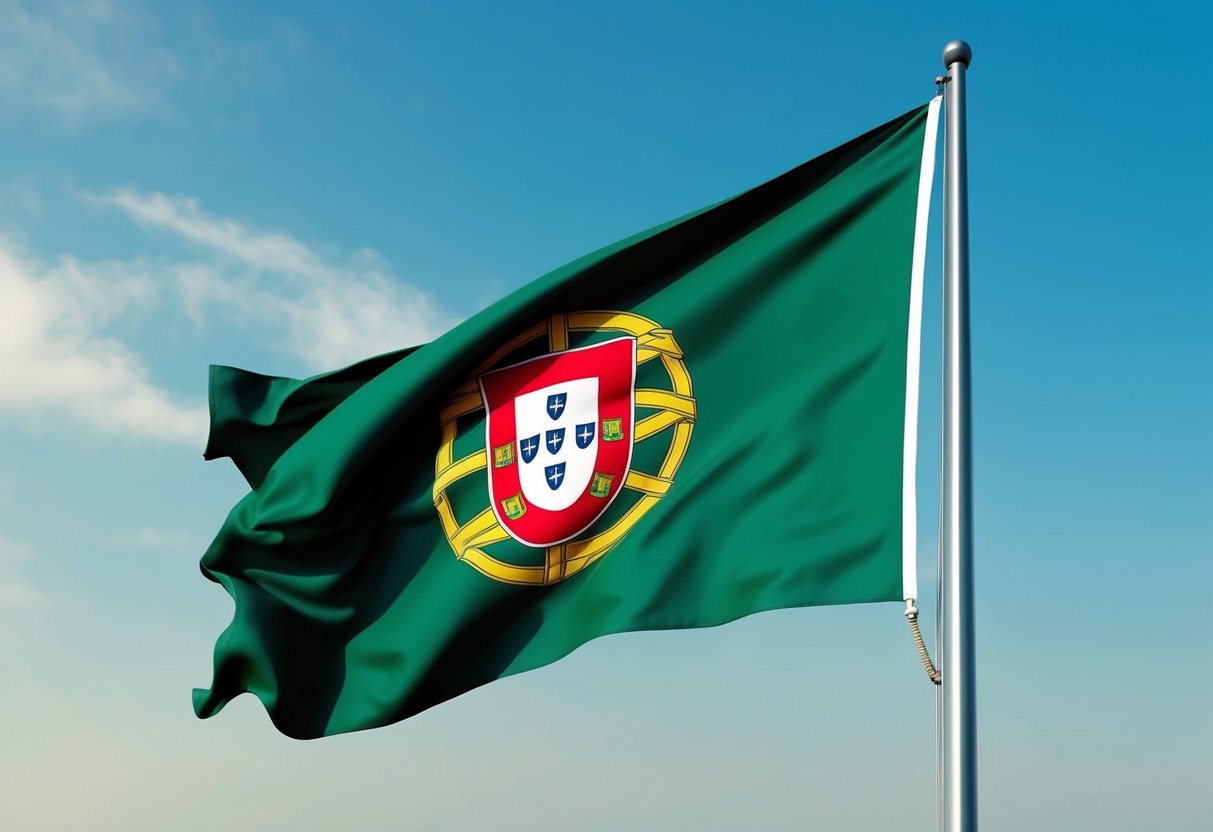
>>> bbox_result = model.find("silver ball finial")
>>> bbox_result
[942,40,972,69]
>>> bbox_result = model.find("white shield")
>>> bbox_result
[513,377,598,511]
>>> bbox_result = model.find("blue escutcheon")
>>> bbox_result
[519,434,540,464]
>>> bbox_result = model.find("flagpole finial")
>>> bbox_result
[942,40,972,69]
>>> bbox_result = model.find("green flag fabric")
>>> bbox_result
[195,100,941,739]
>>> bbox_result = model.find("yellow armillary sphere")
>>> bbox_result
[433,311,696,586]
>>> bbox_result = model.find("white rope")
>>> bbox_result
[904,599,941,684]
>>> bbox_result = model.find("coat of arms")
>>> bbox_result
[479,337,636,547]
[433,311,696,585]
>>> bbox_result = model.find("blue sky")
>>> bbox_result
[0,1,1209,830]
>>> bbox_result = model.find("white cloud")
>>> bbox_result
[0,186,451,445]
[0,0,180,124]
[88,188,456,369]
[0,2,311,127]
[0,239,208,443]
[0,537,42,606]
[100,191,327,276]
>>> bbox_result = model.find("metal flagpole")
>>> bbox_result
[940,38,977,832]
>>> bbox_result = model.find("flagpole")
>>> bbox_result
[940,38,977,832]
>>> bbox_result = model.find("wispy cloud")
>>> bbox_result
[87,188,456,368]
[0,1,306,127]
[0,238,208,443]
[0,185,453,445]
[0,0,180,125]
[100,191,328,276]
[0,537,42,606]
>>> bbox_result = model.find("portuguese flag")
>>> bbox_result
[195,99,941,738]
